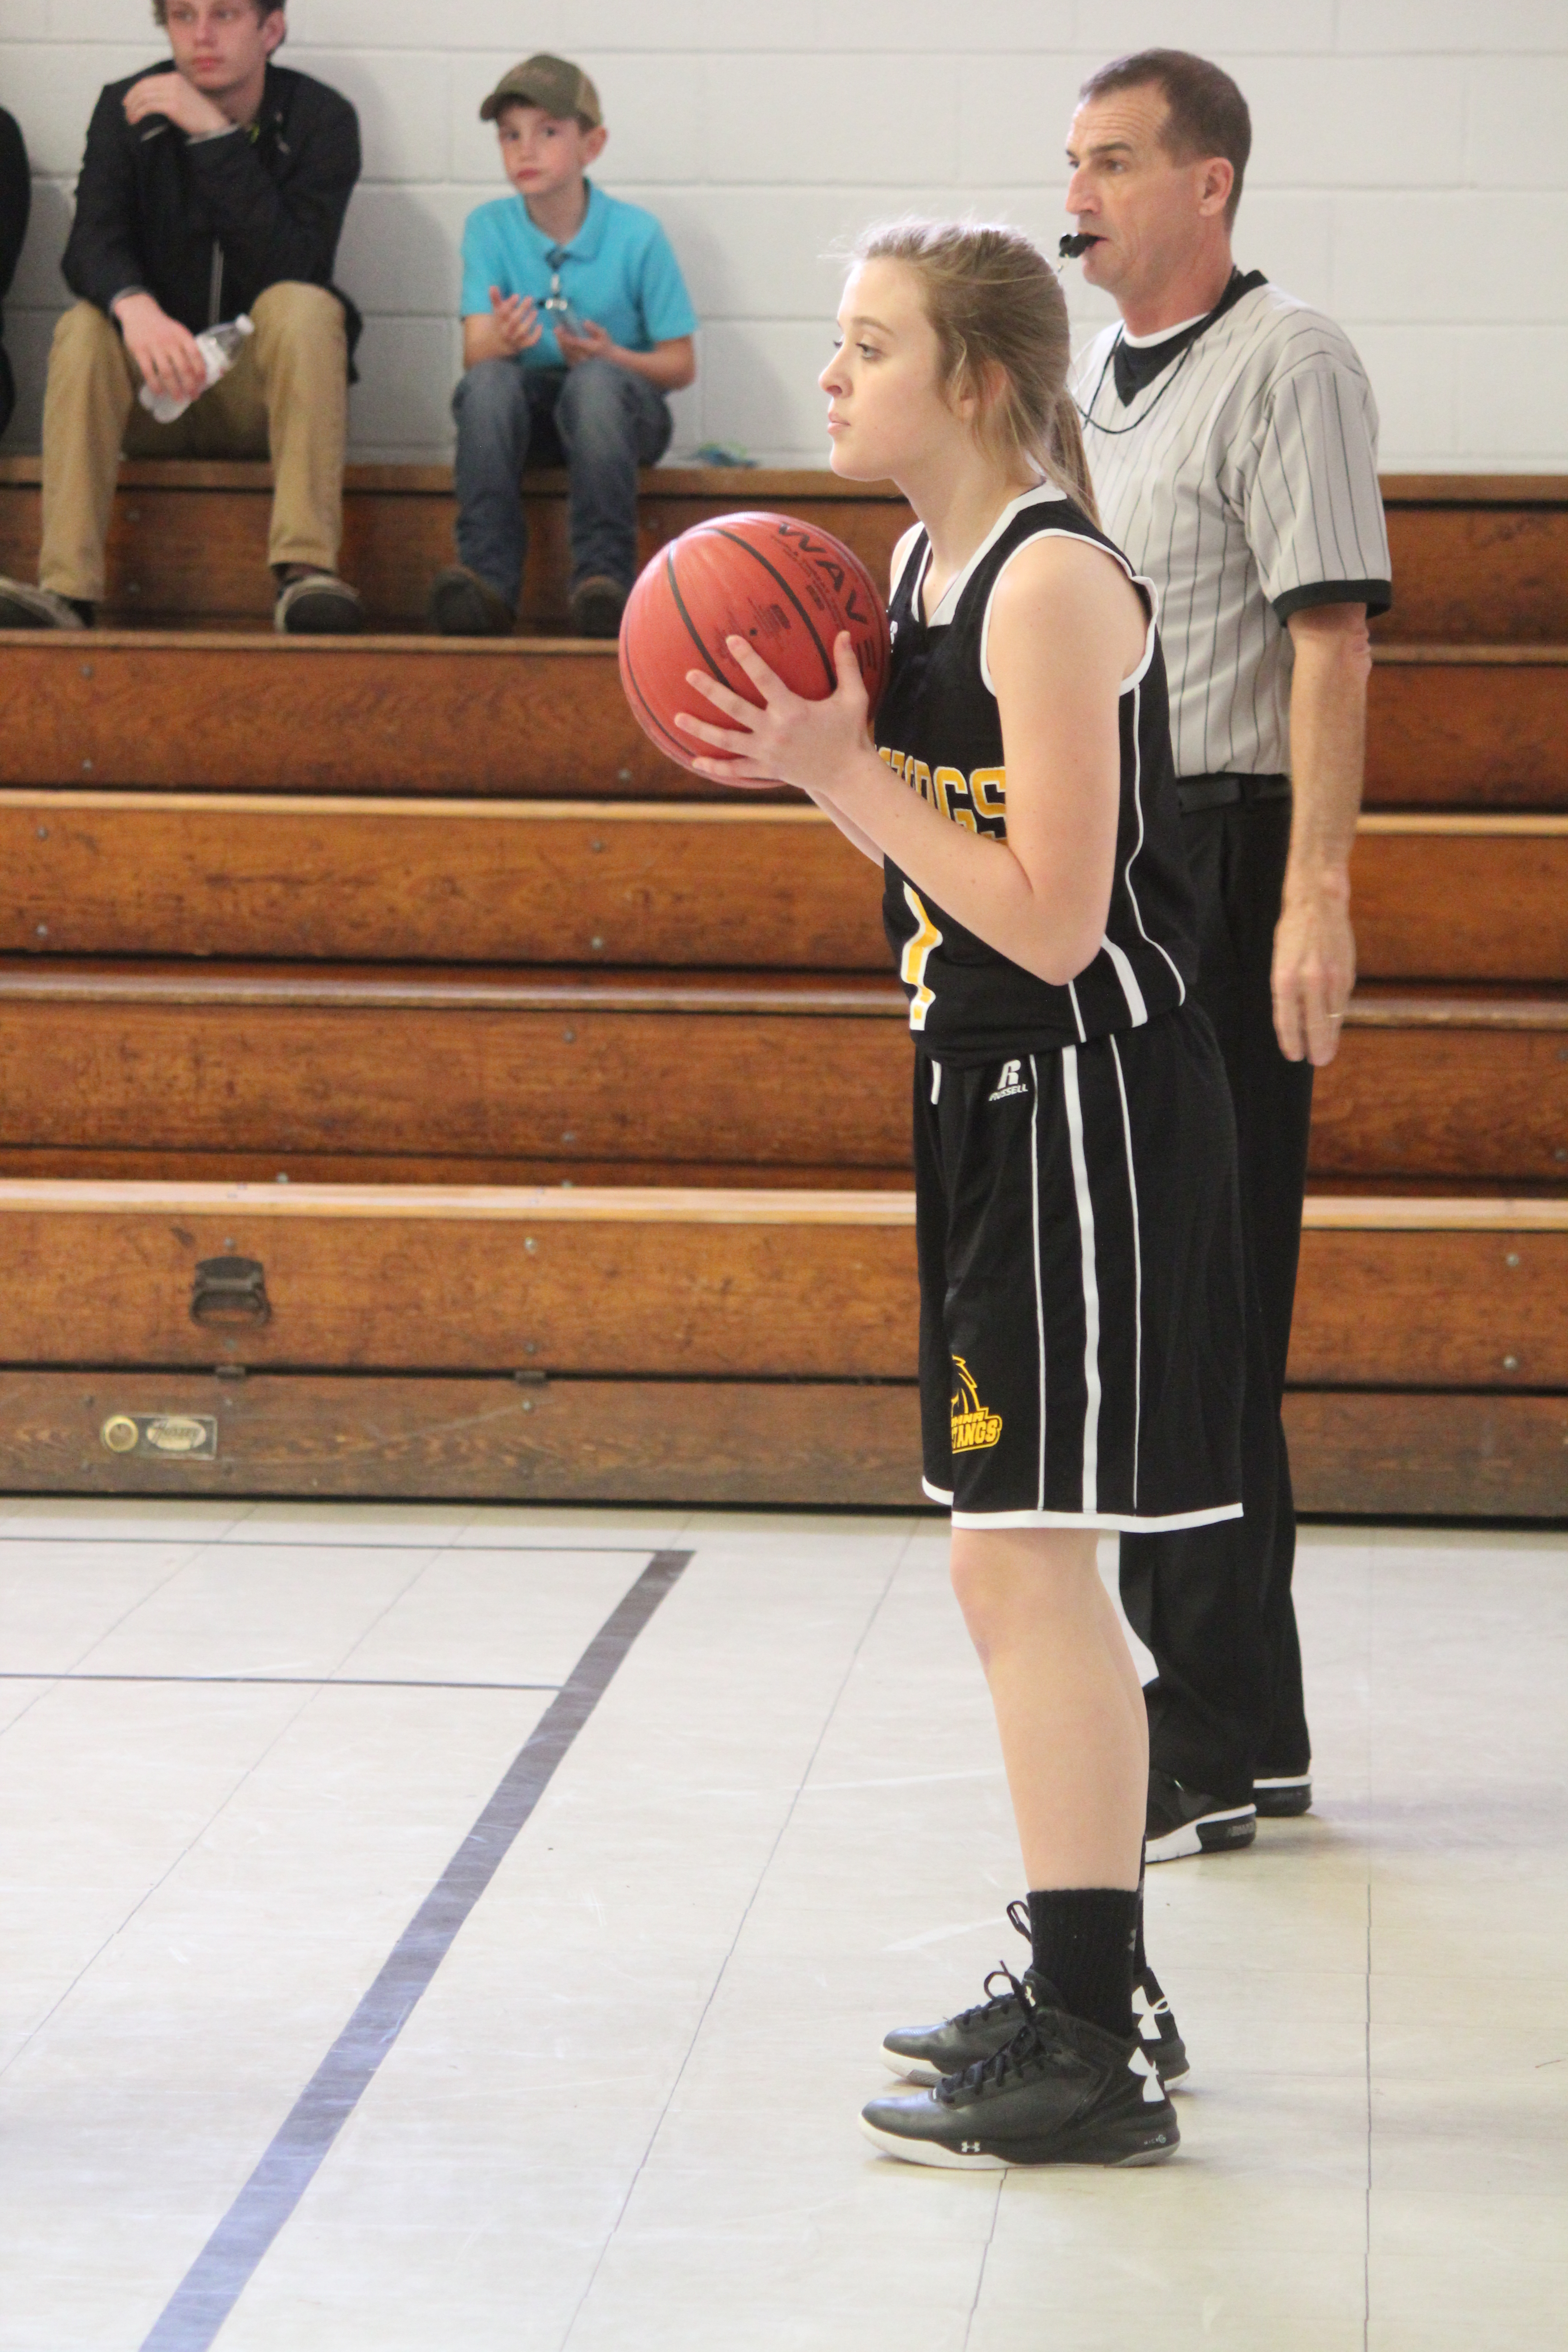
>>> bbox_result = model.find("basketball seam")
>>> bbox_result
[708,526,838,694]
[620,629,701,765]
[664,547,738,686]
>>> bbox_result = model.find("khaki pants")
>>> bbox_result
[39,282,348,603]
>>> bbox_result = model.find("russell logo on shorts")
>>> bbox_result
[951,1357,1003,1452]
[988,1059,1029,1102]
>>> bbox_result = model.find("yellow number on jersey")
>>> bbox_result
[900,882,942,1032]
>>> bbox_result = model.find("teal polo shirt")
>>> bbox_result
[459,180,697,369]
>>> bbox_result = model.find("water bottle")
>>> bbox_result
[138,313,255,425]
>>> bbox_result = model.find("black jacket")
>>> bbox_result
[62,61,361,368]
[0,105,30,435]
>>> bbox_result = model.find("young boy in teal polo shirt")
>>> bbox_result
[431,54,698,638]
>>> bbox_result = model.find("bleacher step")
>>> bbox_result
[3,796,1563,975]
[2,631,1564,807]
[1379,476,1568,643]
[0,460,911,631]
[0,1369,1558,1519]
[4,462,1566,641]
[0,965,1559,1182]
[1,796,1563,976]
[0,963,911,1174]
[0,794,885,968]
[0,1181,1558,1388]
[1350,815,1568,980]
[1369,647,1568,807]
[0,631,672,797]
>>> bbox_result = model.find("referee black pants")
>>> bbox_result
[1118,795,1314,1803]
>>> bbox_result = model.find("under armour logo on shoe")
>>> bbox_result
[1127,2047,1166,2104]
[1132,1984,1171,2043]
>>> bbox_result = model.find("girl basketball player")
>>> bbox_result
[675,221,1244,2168]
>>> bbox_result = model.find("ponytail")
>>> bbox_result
[1048,386,1100,526]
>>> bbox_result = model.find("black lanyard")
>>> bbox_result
[1076,333,1198,437]
[1077,269,1264,436]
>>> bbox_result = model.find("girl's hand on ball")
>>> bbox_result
[676,632,872,792]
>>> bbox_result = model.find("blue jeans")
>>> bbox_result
[451,356,671,609]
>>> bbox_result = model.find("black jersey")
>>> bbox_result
[878,484,1199,1063]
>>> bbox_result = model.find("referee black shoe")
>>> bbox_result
[863,1976,1179,2170]
[1254,1772,1313,1817]
[1146,1767,1257,1862]
[880,1903,1188,2087]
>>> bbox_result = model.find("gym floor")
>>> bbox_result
[0,1499,1562,2351]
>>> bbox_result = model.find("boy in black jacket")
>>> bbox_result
[0,0,364,634]
[0,106,29,441]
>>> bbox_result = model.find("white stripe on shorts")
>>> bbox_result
[951,1502,1243,1532]
[1108,1034,1143,1510]
[1061,1046,1101,1516]
[1028,1054,1047,1511]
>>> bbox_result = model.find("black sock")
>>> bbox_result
[1027,1887,1139,2039]
[1133,1843,1147,1977]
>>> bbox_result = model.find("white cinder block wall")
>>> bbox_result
[3,0,1565,469]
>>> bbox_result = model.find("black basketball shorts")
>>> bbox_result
[913,1006,1246,1531]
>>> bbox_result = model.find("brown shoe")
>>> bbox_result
[274,568,365,636]
[568,574,627,638]
[429,564,515,637]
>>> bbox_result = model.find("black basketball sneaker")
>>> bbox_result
[880,1902,1188,2086]
[1254,1772,1313,1818]
[1146,1767,1257,1862]
[863,1976,1179,2170]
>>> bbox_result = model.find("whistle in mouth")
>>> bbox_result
[1058,233,1096,258]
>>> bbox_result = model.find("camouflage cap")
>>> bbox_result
[480,54,603,128]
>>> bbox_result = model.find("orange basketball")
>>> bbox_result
[618,510,891,776]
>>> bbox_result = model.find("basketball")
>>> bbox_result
[618,510,892,774]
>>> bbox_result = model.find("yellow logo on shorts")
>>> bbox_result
[951,1357,1003,1452]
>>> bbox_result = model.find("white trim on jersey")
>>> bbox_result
[976,526,1159,699]
[926,482,1065,630]
[1062,1045,1102,1518]
[1120,597,1160,692]
[888,521,923,606]
[1119,681,1188,1009]
[960,525,1166,1039]
[1100,936,1149,1026]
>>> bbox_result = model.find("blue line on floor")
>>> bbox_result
[138,1547,692,2352]
[0,1673,564,1690]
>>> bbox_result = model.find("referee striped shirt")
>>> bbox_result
[1070,277,1392,780]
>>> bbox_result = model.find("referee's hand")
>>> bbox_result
[1272,890,1355,1067]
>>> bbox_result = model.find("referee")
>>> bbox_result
[1063,49,1392,1861]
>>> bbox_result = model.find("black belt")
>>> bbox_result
[1176,773,1292,814]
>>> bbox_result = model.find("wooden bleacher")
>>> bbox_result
[0,457,912,632]
[0,463,1562,1515]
